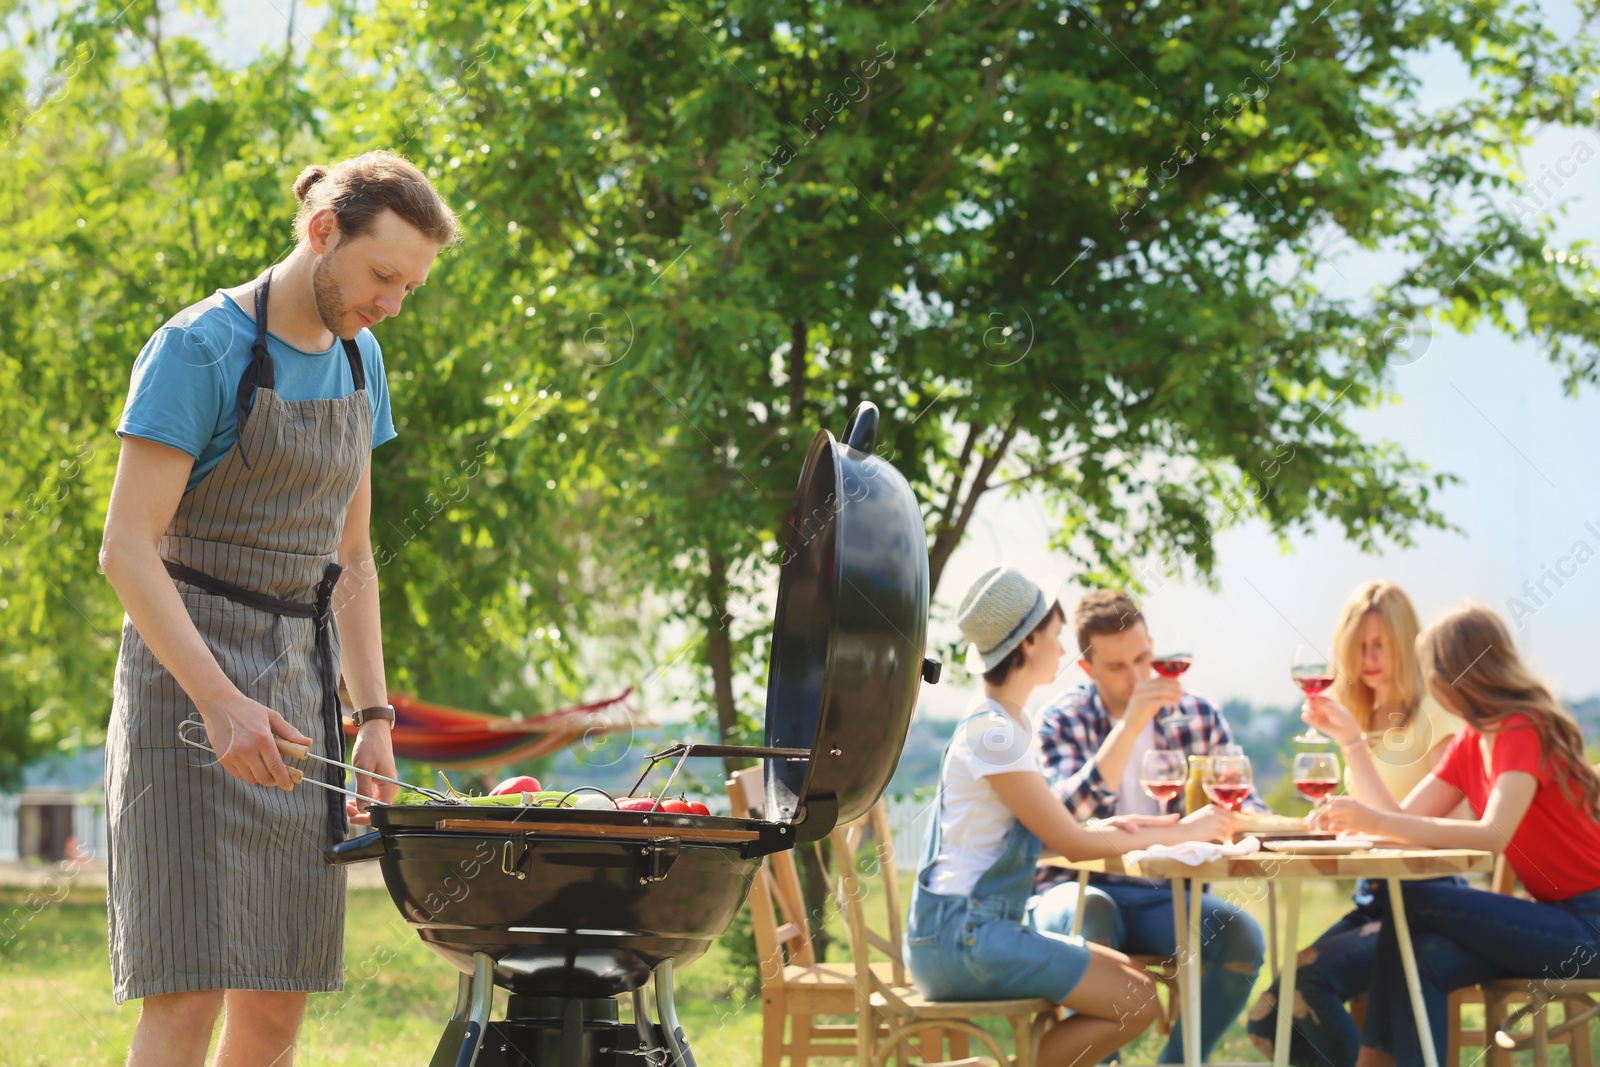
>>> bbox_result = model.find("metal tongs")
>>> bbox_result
[177,718,460,804]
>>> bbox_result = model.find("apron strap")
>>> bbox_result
[233,268,278,472]
[341,337,366,391]
[164,557,349,843]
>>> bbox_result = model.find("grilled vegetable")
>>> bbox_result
[392,790,578,808]
[490,775,543,796]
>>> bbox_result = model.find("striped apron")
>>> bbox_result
[105,268,372,1003]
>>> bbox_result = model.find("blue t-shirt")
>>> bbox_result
[117,291,397,491]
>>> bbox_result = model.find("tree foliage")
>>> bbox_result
[3,0,1599,782]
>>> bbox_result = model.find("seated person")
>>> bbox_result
[905,569,1233,1067]
[1028,589,1268,1065]
[1246,580,1465,1067]
[1315,601,1600,1067]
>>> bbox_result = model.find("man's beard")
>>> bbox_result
[312,254,353,337]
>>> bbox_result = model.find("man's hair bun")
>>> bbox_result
[289,151,460,247]
[292,165,329,202]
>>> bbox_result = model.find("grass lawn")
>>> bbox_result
[1,877,1593,1066]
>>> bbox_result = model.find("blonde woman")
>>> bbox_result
[1314,603,1600,1067]
[1247,582,1465,1067]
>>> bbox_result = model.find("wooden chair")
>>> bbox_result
[830,803,1055,1067]
[1476,852,1598,1067]
[1484,981,1600,1067]
[728,766,899,1067]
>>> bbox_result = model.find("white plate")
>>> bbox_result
[1261,839,1375,855]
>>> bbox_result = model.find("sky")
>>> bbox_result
[170,2,1600,714]
[930,26,1600,713]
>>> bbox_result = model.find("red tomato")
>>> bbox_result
[489,775,542,796]
[616,797,658,812]
[685,801,711,816]
[658,799,692,814]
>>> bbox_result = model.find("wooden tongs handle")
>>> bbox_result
[274,736,309,782]
[275,736,312,761]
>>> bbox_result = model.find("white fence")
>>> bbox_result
[0,797,17,862]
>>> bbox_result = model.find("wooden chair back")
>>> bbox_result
[729,766,868,1067]
[830,803,1050,1067]
[728,765,816,972]
[829,799,909,988]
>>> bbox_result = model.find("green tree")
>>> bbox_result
[311,0,1600,760]
[0,0,642,782]
[4,0,1600,797]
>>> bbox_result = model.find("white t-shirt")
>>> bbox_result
[1114,718,1161,816]
[925,701,1042,897]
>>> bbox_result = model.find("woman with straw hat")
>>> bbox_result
[904,567,1234,1064]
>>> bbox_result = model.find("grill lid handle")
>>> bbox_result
[922,657,942,685]
[841,401,878,454]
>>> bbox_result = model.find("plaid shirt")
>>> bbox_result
[1034,683,1268,892]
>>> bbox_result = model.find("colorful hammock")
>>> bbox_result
[340,688,642,769]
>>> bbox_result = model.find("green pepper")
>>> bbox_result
[391,790,579,807]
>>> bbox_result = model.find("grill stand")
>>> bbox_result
[429,951,496,1067]
[428,957,697,1067]
[653,960,696,1067]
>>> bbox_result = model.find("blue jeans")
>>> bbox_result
[1243,883,1392,1067]
[1362,881,1600,1067]
[1243,878,1468,1067]
[907,887,1093,1002]
[1031,879,1266,1064]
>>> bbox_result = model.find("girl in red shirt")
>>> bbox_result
[1313,601,1600,1067]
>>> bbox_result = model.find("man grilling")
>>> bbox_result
[99,151,456,1066]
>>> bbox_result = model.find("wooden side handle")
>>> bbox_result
[275,737,311,761]
[434,818,760,843]
[288,766,303,784]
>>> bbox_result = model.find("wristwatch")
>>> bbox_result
[351,703,397,727]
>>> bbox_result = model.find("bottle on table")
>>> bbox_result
[1184,754,1213,815]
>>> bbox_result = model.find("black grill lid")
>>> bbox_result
[762,402,938,841]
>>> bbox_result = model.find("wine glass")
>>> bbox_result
[1289,644,1336,745]
[1293,751,1341,814]
[1151,650,1194,726]
[1203,754,1253,812]
[1139,750,1188,814]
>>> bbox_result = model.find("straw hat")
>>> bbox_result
[957,567,1050,671]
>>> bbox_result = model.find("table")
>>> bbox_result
[1044,847,1494,1067]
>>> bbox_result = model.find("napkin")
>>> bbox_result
[1125,835,1262,867]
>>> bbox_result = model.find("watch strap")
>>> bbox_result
[353,703,397,726]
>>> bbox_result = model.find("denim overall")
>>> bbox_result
[904,711,1093,1001]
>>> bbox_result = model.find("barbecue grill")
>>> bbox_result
[325,401,939,1067]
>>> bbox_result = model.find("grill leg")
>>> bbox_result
[633,987,660,1052]
[563,996,585,1067]
[430,952,495,1067]
[451,970,474,1021]
[654,959,697,1067]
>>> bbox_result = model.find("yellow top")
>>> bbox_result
[1345,694,1465,802]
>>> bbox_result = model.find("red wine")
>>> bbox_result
[1152,658,1193,678]
[1293,674,1334,695]
[1205,783,1250,810]
[1143,781,1184,802]
[1295,778,1340,802]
